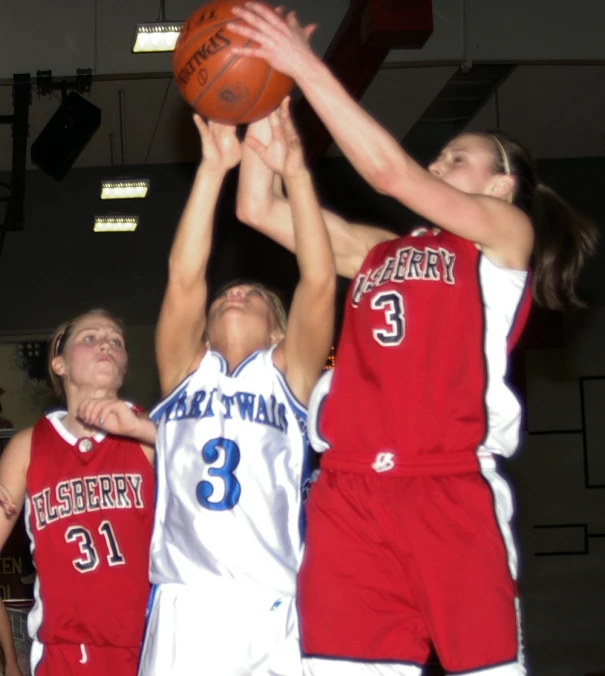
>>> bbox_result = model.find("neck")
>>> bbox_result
[210,333,271,372]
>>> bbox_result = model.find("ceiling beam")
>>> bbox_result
[402,64,516,163]
[295,0,433,162]
[1,74,31,233]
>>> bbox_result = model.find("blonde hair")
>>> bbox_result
[48,309,126,399]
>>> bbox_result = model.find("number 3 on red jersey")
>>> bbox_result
[371,291,405,346]
[65,521,125,573]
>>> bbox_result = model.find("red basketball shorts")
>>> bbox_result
[298,468,523,674]
[31,642,140,676]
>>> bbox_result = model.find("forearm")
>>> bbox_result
[284,170,334,284]
[236,120,288,237]
[295,56,411,194]
[131,416,157,446]
[168,164,227,287]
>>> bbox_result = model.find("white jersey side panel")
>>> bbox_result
[149,348,309,596]
[479,256,528,459]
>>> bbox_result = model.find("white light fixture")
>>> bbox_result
[100,179,150,200]
[94,216,139,232]
[132,22,183,53]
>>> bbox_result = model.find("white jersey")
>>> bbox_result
[149,346,310,597]
[478,256,529,460]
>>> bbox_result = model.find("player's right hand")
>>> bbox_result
[0,482,17,517]
[195,115,241,173]
[77,397,141,439]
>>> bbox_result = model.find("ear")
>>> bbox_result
[489,174,515,201]
[270,331,285,346]
[50,355,65,378]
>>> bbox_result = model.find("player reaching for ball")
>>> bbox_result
[232,5,599,676]
[172,0,297,124]
[83,100,335,675]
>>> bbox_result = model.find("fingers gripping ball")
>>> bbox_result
[173,0,293,124]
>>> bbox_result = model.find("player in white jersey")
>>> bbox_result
[81,99,335,675]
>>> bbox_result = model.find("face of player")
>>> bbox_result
[428,133,508,197]
[206,284,283,348]
[51,315,128,396]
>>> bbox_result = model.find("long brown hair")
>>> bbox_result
[474,131,599,311]
[48,309,126,399]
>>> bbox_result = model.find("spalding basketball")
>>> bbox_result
[173,0,294,124]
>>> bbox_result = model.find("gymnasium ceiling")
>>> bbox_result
[1,0,605,172]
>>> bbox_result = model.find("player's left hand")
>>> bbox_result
[229,3,317,80]
[77,397,142,438]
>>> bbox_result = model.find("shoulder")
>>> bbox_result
[475,196,534,269]
[0,426,34,472]
[4,427,34,453]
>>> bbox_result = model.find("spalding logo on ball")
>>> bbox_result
[173,0,293,124]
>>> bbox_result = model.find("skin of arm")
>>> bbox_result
[76,398,156,462]
[244,100,336,405]
[229,5,534,270]
[0,432,29,676]
[156,117,241,397]
[237,114,396,280]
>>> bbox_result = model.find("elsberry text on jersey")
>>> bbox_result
[351,246,456,307]
[164,387,289,432]
[31,473,145,530]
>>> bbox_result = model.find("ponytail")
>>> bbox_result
[476,131,599,311]
[531,183,599,311]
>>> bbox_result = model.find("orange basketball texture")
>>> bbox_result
[172,0,294,124]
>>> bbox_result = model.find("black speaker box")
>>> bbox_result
[31,91,101,181]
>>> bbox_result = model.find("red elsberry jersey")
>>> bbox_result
[318,227,531,476]
[25,411,155,647]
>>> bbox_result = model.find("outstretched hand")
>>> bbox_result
[245,97,305,178]
[229,3,317,79]
[194,115,241,172]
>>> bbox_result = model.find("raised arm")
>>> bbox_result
[156,117,241,396]
[245,99,335,405]
[236,116,396,280]
[230,6,533,263]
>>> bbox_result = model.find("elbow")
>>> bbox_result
[235,189,268,227]
[235,199,257,226]
[369,163,399,196]
[366,150,410,196]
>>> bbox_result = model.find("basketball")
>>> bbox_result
[173,0,294,124]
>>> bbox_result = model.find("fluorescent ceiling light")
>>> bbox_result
[94,216,139,232]
[132,23,183,53]
[101,179,150,200]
